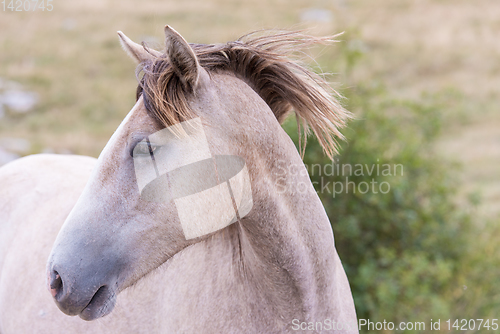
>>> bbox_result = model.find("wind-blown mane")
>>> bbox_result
[138,30,352,158]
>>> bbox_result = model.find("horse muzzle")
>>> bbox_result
[47,259,120,321]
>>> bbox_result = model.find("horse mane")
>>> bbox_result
[138,30,352,158]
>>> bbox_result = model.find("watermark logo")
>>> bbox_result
[133,118,253,240]
[275,159,403,197]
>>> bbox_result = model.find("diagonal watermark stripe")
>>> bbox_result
[133,118,253,239]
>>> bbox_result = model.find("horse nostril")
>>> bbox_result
[49,270,63,299]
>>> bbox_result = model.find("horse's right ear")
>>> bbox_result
[164,25,202,91]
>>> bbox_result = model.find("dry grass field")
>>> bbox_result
[0,0,498,218]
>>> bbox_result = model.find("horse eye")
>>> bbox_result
[133,142,157,157]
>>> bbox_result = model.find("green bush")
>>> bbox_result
[283,80,500,333]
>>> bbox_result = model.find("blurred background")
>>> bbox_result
[1,0,498,332]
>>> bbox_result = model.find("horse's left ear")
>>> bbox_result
[164,25,202,91]
[117,31,162,63]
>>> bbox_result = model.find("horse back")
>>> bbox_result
[0,154,95,333]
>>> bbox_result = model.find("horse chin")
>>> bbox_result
[78,285,117,321]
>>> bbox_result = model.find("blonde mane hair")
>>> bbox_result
[137,30,352,158]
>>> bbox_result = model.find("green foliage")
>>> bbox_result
[283,71,500,333]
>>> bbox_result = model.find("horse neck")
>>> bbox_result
[186,73,343,322]
[235,133,338,321]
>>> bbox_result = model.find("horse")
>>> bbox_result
[0,26,358,333]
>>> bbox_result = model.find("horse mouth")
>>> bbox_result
[79,285,117,321]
